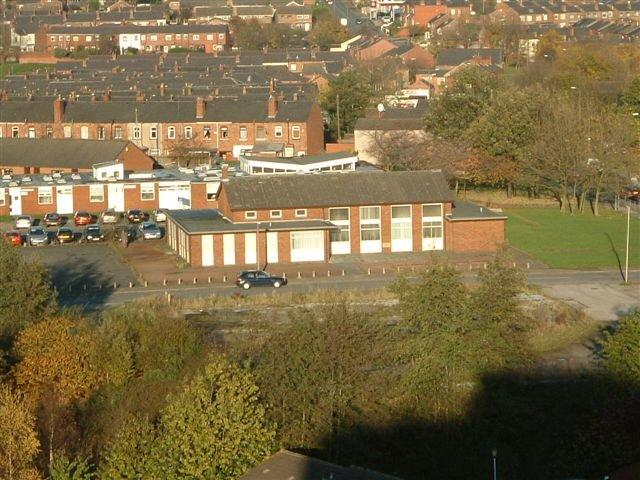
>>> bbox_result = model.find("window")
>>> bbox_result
[46,127,53,138]
[329,207,350,242]
[27,127,35,138]
[0,128,3,138]
[391,205,412,247]
[274,126,283,138]
[63,126,72,138]
[291,126,301,139]
[184,126,192,139]
[97,127,106,140]
[245,211,257,220]
[37,187,53,205]
[167,126,175,139]
[193,34,200,40]
[207,34,213,40]
[165,34,172,41]
[73,35,79,42]
[150,126,158,139]
[133,126,141,139]
[256,126,266,140]
[219,33,225,40]
[295,209,307,217]
[270,210,282,219]
[360,206,380,241]
[221,127,229,139]
[86,35,92,41]
[141,183,155,201]
[80,126,89,139]
[151,34,157,41]
[206,182,218,201]
[203,126,211,139]
[239,126,247,140]
[422,204,443,247]
[0,188,4,207]
[114,126,123,139]
[89,184,104,202]
[12,127,19,138]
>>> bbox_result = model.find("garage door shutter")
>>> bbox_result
[290,230,325,262]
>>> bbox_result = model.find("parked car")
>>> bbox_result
[235,270,287,289]
[15,216,33,229]
[28,226,49,246]
[43,212,63,227]
[138,222,162,240]
[153,209,167,223]
[74,211,92,226]
[84,224,105,242]
[127,209,145,223]
[100,209,119,224]
[56,227,75,244]
[3,231,23,246]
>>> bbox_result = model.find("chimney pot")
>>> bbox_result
[268,94,278,118]
[196,97,206,119]
[221,163,229,180]
[53,97,65,123]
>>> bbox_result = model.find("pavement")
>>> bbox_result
[328,0,377,35]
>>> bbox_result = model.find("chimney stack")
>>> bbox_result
[102,90,111,101]
[267,94,278,118]
[136,92,145,101]
[160,83,166,96]
[53,96,65,123]
[196,97,206,119]
[221,163,229,180]
[186,83,193,96]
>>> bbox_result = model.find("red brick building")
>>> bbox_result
[0,94,325,159]
[164,171,507,268]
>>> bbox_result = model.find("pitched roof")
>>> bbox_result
[225,170,455,210]
[240,450,403,480]
[0,138,133,169]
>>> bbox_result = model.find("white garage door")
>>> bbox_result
[56,186,74,214]
[244,232,257,266]
[223,234,235,265]
[159,183,191,210]
[290,230,325,262]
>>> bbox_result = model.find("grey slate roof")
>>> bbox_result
[225,170,455,210]
[166,209,336,234]
[447,201,508,221]
[0,138,132,169]
[243,151,357,165]
[240,450,403,480]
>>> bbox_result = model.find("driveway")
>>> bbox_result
[20,243,136,291]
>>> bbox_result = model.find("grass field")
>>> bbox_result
[0,63,54,78]
[506,207,640,269]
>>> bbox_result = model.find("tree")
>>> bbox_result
[0,241,57,346]
[0,384,41,480]
[307,13,349,50]
[49,455,95,480]
[424,66,503,141]
[152,354,275,479]
[601,310,640,385]
[320,69,375,139]
[535,29,563,61]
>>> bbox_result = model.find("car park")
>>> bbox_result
[56,227,75,244]
[15,216,33,229]
[100,209,119,224]
[3,231,23,246]
[43,212,63,227]
[235,270,287,289]
[84,224,105,242]
[28,226,49,246]
[74,211,93,226]
[138,222,162,240]
[127,209,146,223]
[153,209,167,223]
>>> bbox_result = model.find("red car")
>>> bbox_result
[3,231,23,246]
[74,211,92,226]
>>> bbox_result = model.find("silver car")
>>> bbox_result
[138,222,162,240]
[28,226,49,246]
[153,209,167,223]
[100,209,119,224]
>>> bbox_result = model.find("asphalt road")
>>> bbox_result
[329,0,377,35]
[59,268,640,315]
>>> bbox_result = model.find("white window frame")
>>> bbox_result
[133,126,141,139]
[89,184,105,203]
[295,208,307,218]
[12,126,19,138]
[391,204,412,252]
[80,126,89,139]
[239,126,247,140]
[329,207,350,254]
[245,211,257,220]
[150,126,158,139]
[167,126,176,139]
[421,203,444,251]
[360,206,381,253]
[37,186,53,205]
[0,188,5,206]
[274,125,283,138]
[205,182,218,201]
[270,210,282,219]
[63,126,72,138]
[184,126,193,139]
[221,127,229,139]
[291,125,301,139]
[114,126,123,139]
[141,183,155,201]
[27,127,35,138]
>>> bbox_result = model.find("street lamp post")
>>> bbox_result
[492,449,497,480]
[625,205,631,284]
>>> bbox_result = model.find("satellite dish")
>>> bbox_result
[377,103,385,112]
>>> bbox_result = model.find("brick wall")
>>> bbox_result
[118,143,157,171]
[445,219,506,252]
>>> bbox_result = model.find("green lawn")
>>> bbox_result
[506,207,640,269]
[0,63,54,78]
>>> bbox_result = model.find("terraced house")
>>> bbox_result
[164,170,507,267]
[0,93,325,160]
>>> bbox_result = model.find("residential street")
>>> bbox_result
[61,268,640,318]
[330,0,376,35]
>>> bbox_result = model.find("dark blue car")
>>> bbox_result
[236,270,287,289]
